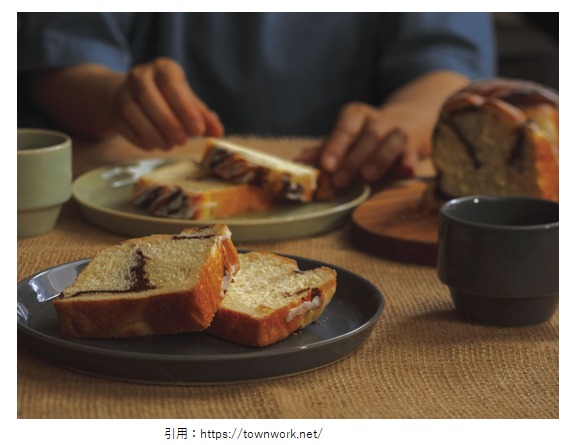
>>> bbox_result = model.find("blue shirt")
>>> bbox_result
[18,12,496,136]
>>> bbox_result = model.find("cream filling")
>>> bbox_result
[219,225,232,242]
[209,138,317,174]
[220,272,232,297]
[286,296,321,322]
[208,138,319,193]
[220,259,239,297]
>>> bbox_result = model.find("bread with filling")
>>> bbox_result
[200,138,333,202]
[432,78,559,201]
[207,251,337,347]
[54,225,239,338]
[132,161,275,219]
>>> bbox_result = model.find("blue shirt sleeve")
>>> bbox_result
[18,12,136,73]
[377,12,496,94]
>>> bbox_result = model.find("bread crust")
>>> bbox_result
[53,225,239,338]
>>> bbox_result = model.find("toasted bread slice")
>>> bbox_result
[53,225,240,338]
[200,138,329,203]
[207,251,337,347]
[132,161,275,219]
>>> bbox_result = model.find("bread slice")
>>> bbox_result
[433,79,559,201]
[200,138,330,203]
[132,161,275,219]
[207,251,337,347]
[53,225,240,338]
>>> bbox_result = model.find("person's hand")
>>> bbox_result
[112,57,224,150]
[296,102,421,189]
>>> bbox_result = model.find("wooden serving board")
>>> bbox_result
[350,179,440,266]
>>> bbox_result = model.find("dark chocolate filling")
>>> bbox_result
[248,166,269,188]
[441,117,481,169]
[171,234,216,241]
[507,124,528,165]
[163,188,185,215]
[134,186,162,209]
[207,147,232,169]
[283,287,322,300]
[62,248,156,298]
[208,147,271,188]
[130,249,154,292]
[282,174,304,200]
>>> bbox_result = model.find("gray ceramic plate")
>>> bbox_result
[72,158,370,242]
[17,254,384,384]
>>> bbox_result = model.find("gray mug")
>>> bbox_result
[437,196,558,326]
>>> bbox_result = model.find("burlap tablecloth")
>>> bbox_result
[17,137,559,419]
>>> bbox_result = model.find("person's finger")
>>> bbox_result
[194,101,224,137]
[161,77,224,138]
[114,87,170,150]
[154,59,220,138]
[319,102,368,173]
[128,63,188,147]
[359,128,408,182]
[157,79,206,137]
[395,148,419,178]
[332,116,398,188]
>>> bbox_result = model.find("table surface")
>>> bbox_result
[17,136,558,419]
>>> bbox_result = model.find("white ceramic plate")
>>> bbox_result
[72,158,370,242]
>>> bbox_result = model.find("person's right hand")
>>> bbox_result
[112,57,224,150]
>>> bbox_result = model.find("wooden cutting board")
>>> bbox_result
[350,179,440,266]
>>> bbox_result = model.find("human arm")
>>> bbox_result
[29,58,224,150]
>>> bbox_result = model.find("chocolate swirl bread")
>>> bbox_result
[432,79,559,201]
[207,251,337,347]
[200,138,332,203]
[132,161,275,219]
[54,225,239,338]
[132,140,335,220]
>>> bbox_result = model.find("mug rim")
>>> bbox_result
[17,128,71,154]
[440,195,559,231]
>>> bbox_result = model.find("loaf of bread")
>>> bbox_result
[132,161,275,219]
[53,225,240,338]
[432,79,559,201]
[200,138,329,203]
[207,251,337,347]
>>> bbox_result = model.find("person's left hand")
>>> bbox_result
[296,102,421,189]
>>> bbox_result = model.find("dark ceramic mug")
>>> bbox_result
[437,196,558,326]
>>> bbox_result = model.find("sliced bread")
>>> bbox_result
[53,225,240,338]
[207,251,337,347]
[132,160,275,219]
[200,138,326,203]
